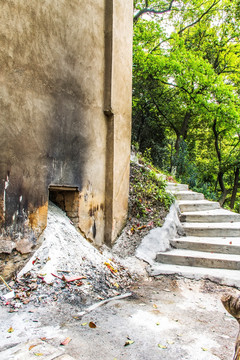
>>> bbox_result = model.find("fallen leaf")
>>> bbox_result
[167,340,174,345]
[153,304,158,309]
[7,327,14,333]
[201,347,208,351]
[158,344,167,349]
[124,340,134,346]
[60,337,71,346]
[89,322,97,328]
[137,225,147,230]
[34,354,43,357]
[40,337,47,341]
[104,262,117,274]
[29,344,37,351]
[81,323,88,326]
[156,322,160,326]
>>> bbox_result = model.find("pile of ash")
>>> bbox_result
[0,202,137,312]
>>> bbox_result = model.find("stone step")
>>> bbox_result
[156,249,240,270]
[180,208,240,223]
[149,263,240,289]
[182,222,240,237]
[170,236,240,254]
[171,190,204,201]
[166,183,189,191]
[178,200,220,212]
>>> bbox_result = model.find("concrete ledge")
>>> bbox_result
[156,249,240,270]
[135,202,182,264]
[149,263,240,289]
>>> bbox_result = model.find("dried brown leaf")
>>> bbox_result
[89,321,97,328]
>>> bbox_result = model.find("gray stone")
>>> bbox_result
[16,239,33,254]
[0,240,16,254]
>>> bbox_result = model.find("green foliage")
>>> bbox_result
[132,0,240,210]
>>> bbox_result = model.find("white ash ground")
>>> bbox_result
[0,202,143,311]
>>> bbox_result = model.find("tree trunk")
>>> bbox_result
[218,172,230,206]
[221,294,240,360]
[230,167,240,209]
[175,133,181,155]
[212,120,229,205]
[181,111,191,140]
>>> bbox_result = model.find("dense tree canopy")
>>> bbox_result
[132,0,240,210]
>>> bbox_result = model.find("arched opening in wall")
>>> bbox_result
[48,185,79,227]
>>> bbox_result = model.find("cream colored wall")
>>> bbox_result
[104,0,133,243]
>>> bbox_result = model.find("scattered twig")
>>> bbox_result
[0,275,13,291]
[75,292,132,317]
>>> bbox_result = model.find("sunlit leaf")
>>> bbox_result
[124,340,135,346]
[29,344,37,351]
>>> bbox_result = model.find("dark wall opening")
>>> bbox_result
[49,185,79,226]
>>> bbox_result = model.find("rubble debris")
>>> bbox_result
[0,203,136,312]
[3,291,15,300]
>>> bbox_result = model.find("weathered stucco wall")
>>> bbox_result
[0,0,133,278]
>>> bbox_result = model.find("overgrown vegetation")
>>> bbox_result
[129,161,174,227]
[132,0,240,211]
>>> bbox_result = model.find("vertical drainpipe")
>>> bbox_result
[104,0,114,246]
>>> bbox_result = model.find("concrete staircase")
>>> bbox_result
[151,182,240,288]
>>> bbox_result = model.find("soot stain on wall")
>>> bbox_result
[46,83,89,189]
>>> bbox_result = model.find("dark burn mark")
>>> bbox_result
[46,81,88,189]
[92,220,96,239]
[89,208,93,217]
[1,82,89,234]
[88,204,103,217]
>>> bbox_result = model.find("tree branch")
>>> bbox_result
[134,0,175,23]
[151,0,220,52]
[151,98,179,134]
[178,0,220,36]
